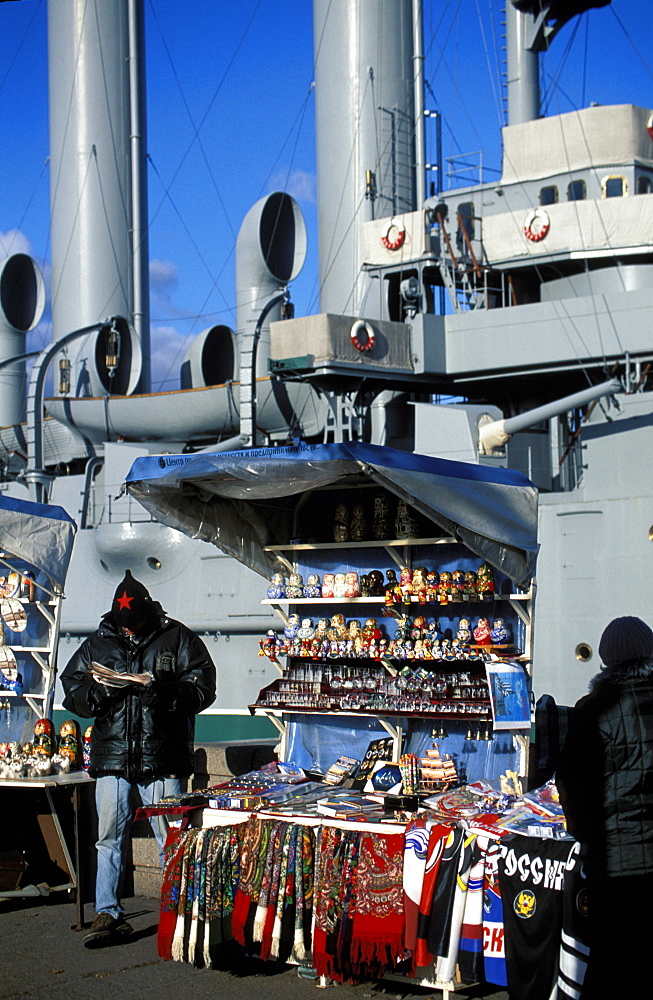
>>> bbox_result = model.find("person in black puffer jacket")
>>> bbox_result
[61,570,216,948]
[556,615,653,999]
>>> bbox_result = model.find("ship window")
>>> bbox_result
[637,175,653,194]
[540,185,558,206]
[602,175,626,198]
[567,179,586,201]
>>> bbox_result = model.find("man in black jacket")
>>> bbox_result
[61,570,216,947]
[556,615,653,998]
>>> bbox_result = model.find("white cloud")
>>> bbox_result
[0,229,34,258]
[268,170,316,204]
[147,323,191,391]
[149,258,178,293]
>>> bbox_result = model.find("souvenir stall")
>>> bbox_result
[125,443,583,998]
[0,495,90,929]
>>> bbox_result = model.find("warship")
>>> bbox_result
[0,0,651,740]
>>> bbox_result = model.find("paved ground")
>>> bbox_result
[0,893,510,1000]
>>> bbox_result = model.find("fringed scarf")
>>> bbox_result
[313,826,407,983]
[231,816,268,946]
[158,827,191,960]
[205,825,243,966]
[269,824,297,960]
[291,825,314,963]
[171,827,202,962]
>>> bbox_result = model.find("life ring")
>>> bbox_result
[523,208,550,242]
[381,218,406,251]
[350,320,375,353]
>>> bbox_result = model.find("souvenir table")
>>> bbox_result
[0,770,94,930]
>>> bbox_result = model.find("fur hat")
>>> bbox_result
[112,570,152,628]
[598,616,653,667]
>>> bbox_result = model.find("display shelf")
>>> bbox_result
[263,536,458,551]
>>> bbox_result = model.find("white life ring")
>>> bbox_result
[350,320,375,353]
[381,218,406,251]
[523,208,550,242]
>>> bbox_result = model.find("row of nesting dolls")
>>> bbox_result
[332,498,420,542]
[0,717,91,770]
[266,563,496,603]
[259,613,513,660]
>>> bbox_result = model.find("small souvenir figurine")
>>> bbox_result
[426,570,440,602]
[426,618,442,644]
[322,573,335,598]
[303,573,321,599]
[451,570,465,601]
[344,572,360,598]
[267,572,286,599]
[393,614,413,643]
[59,719,82,771]
[33,718,55,758]
[359,574,370,597]
[333,573,347,598]
[399,566,413,602]
[411,566,429,602]
[259,630,279,659]
[395,500,418,540]
[372,494,391,540]
[477,563,495,600]
[438,571,453,604]
[463,570,478,601]
[490,617,512,645]
[411,615,427,641]
[457,617,472,643]
[333,503,350,542]
[384,569,398,604]
[349,504,367,542]
[83,726,93,770]
[286,573,304,600]
[362,618,382,647]
[347,619,362,643]
[22,572,37,602]
[473,617,492,645]
[283,613,301,641]
[367,569,384,596]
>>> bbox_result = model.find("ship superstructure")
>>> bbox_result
[0,0,650,730]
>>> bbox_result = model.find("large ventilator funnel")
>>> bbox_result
[235,191,307,377]
[0,254,45,427]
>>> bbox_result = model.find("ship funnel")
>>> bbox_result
[0,254,45,426]
[479,378,622,454]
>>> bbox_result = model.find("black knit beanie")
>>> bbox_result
[598,616,653,667]
[112,570,152,630]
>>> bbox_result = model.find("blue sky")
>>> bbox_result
[0,0,651,391]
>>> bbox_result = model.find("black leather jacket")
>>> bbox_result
[557,661,653,877]
[61,611,216,782]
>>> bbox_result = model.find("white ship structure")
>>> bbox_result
[0,0,651,737]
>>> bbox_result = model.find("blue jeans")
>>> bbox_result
[94,775,181,917]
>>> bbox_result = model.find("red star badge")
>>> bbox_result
[115,590,134,610]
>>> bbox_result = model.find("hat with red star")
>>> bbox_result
[112,570,152,627]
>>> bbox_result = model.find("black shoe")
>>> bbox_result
[82,911,133,948]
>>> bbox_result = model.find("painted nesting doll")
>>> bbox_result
[59,719,83,770]
[33,717,55,758]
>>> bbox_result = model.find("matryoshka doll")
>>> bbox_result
[473,617,492,645]
[457,617,472,643]
[426,570,440,602]
[83,726,93,770]
[303,573,321,599]
[399,566,413,602]
[322,573,335,598]
[451,570,465,602]
[333,573,347,598]
[286,573,304,600]
[59,719,82,770]
[349,505,367,542]
[477,563,495,600]
[411,566,429,602]
[333,503,350,542]
[33,717,55,758]
[344,572,360,598]
[463,570,477,601]
[490,617,512,645]
[438,571,452,604]
[267,572,286,599]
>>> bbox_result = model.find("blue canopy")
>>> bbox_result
[0,494,77,593]
[124,442,539,588]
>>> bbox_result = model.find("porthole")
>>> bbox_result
[575,643,593,662]
[147,557,162,571]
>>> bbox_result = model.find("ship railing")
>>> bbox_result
[82,486,156,528]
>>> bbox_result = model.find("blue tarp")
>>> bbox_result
[124,442,538,588]
[0,494,77,593]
